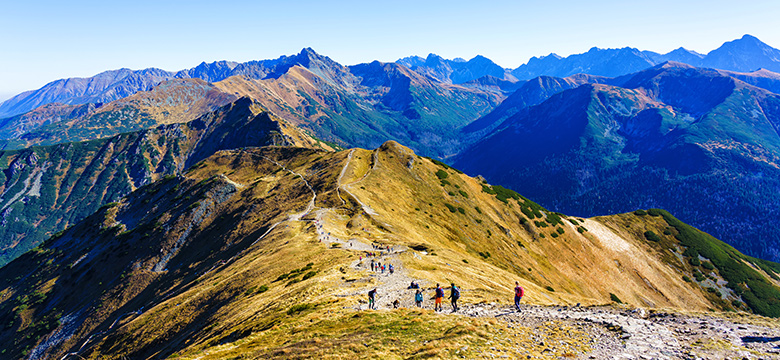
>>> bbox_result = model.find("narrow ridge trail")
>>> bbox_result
[314,149,780,360]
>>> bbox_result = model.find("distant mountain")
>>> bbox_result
[0,49,328,119]
[703,34,780,73]
[0,68,174,118]
[398,53,516,85]
[0,78,238,150]
[462,74,611,137]
[0,97,326,266]
[511,47,657,79]
[510,35,780,81]
[455,62,780,262]
[719,68,780,94]
[214,53,502,158]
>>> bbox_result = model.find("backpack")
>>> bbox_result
[415,293,423,302]
[369,289,376,298]
[436,287,444,298]
[515,286,524,297]
[452,286,460,300]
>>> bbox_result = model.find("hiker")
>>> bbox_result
[368,288,377,310]
[370,260,375,271]
[415,289,423,307]
[434,284,444,312]
[449,283,460,312]
[514,281,524,311]
[381,264,385,274]
[393,299,400,309]
[408,281,419,289]
[389,264,394,275]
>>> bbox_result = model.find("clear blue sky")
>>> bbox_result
[1,0,779,101]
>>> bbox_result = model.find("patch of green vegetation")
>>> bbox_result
[550,232,559,238]
[609,293,622,304]
[556,227,564,235]
[435,170,448,180]
[458,190,468,198]
[689,257,701,266]
[693,269,706,282]
[682,275,692,282]
[287,303,313,316]
[545,286,555,292]
[302,271,317,280]
[644,231,661,243]
[457,207,465,215]
[533,221,548,228]
[654,209,780,317]
[577,227,588,234]
[429,158,463,174]
[474,206,482,214]
[647,209,663,217]
[444,203,456,213]
[478,251,491,259]
[702,261,715,270]
[633,209,647,216]
[546,213,564,227]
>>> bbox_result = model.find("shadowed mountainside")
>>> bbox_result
[0,97,327,266]
[455,62,780,262]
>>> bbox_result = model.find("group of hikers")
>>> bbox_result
[367,259,394,274]
[367,282,460,312]
[368,281,525,312]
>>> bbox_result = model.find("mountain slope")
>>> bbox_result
[0,78,238,150]
[0,141,778,359]
[214,57,501,157]
[455,63,780,262]
[702,34,780,73]
[0,97,327,266]
[461,74,609,137]
[0,68,175,119]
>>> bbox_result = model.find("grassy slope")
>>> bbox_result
[0,143,777,359]
[0,98,330,267]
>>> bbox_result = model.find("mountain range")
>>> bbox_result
[0,97,326,266]
[455,62,780,262]
[6,34,780,122]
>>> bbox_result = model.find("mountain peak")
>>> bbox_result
[740,34,760,42]
[299,47,320,57]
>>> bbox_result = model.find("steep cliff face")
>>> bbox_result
[0,97,326,266]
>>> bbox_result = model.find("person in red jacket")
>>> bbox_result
[514,281,524,311]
